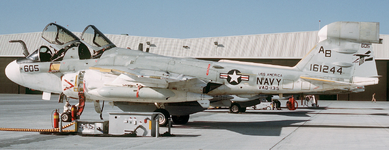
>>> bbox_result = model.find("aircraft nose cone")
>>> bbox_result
[5,60,22,84]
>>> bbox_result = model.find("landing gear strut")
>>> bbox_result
[60,94,72,122]
[94,100,105,120]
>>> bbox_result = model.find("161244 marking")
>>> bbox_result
[309,64,342,74]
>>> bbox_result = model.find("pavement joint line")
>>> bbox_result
[366,110,389,134]
[269,103,325,150]
[269,120,308,150]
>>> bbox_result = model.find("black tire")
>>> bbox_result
[61,113,71,122]
[172,115,190,124]
[154,109,170,127]
[286,101,291,110]
[276,101,281,108]
[230,103,241,113]
[240,107,246,113]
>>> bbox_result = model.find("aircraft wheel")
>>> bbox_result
[172,115,190,124]
[230,103,241,113]
[61,112,71,122]
[154,109,170,127]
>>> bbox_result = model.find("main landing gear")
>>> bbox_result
[153,109,190,126]
[229,103,246,113]
[154,109,170,126]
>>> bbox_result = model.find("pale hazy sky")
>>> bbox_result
[1,0,388,38]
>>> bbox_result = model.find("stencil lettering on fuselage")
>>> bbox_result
[256,73,282,90]
[256,77,282,86]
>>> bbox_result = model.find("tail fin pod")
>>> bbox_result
[294,22,381,85]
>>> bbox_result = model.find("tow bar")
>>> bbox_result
[0,121,76,134]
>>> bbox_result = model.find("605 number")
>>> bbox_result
[23,65,39,72]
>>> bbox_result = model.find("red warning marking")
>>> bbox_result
[206,64,210,75]
[63,79,74,91]
[136,86,140,98]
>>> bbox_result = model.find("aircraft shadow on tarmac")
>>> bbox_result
[206,109,315,117]
[244,110,314,117]
[175,119,308,136]
[287,124,389,129]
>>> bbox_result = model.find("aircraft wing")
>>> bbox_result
[84,66,212,105]
[89,66,202,89]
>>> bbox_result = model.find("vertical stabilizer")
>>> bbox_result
[294,22,381,85]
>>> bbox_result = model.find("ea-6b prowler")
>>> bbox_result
[5,22,381,125]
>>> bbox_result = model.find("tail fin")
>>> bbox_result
[294,22,381,86]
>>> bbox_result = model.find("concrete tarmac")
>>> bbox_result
[1,94,389,149]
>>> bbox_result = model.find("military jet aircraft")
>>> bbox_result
[5,22,381,125]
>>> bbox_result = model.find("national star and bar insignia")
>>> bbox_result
[220,69,249,85]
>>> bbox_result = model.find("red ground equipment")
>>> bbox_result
[287,96,298,110]
[53,109,59,128]
[71,105,77,121]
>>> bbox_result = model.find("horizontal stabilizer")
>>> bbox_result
[318,22,380,43]
[352,76,379,86]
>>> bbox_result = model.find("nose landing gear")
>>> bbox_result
[59,92,86,122]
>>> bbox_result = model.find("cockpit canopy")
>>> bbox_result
[81,25,116,53]
[20,23,116,63]
[42,23,80,50]
[39,23,92,61]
